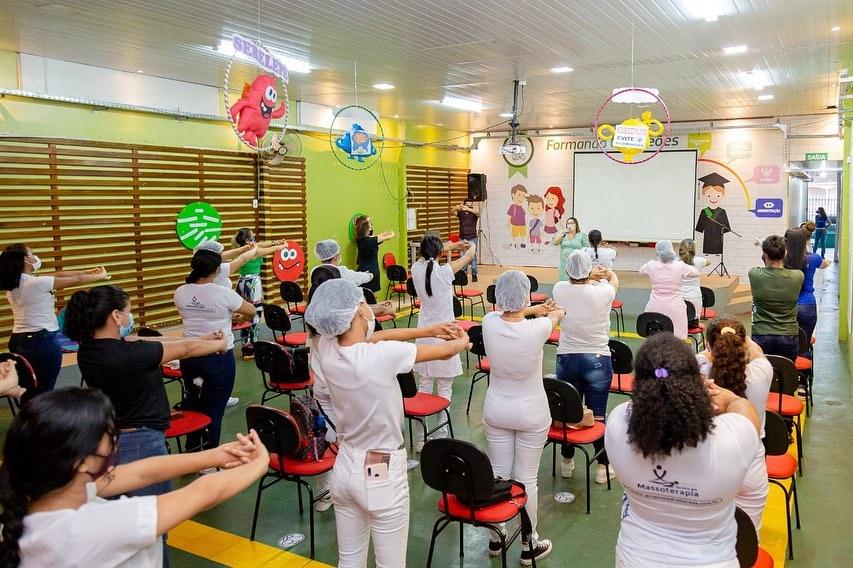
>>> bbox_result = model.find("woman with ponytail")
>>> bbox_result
[0,388,268,568]
[0,243,109,401]
[698,317,772,533]
[582,229,617,269]
[174,250,257,453]
[65,285,227,503]
[605,333,761,567]
[678,239,708,328]
[409,234,476,451]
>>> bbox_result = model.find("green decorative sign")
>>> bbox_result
[805,152,828,161]
[176,201,222,250]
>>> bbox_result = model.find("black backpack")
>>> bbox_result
[289,395,331,461]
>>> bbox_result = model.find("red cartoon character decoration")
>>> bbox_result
[229,76,286,147]
[223,34,290,151]
[273,241,305,282]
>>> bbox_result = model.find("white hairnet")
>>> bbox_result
[655,240,676,263]
[194,240,224,255]
[314,239,340,262]
[566,250,593,280]
[304,278,364,336]
[495,270,530,312]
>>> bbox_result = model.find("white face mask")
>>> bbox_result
[361,304,375,340]
[85,481,98,502]
[26,255,42,272]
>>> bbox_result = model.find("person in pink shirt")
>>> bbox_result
[639,241,700,339]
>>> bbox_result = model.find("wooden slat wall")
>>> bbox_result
[0,137,306,348]
[405,165,469,265]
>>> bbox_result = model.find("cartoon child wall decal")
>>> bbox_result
[507,184,528,249]
[694,172,732,255]
[527,194,545,253]
[543,186,565,240]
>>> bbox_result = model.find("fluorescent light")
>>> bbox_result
[499,112,513,118]
[393,114,400,119]
[216,39,311,74]
[831,26,841,32]
[136,69,144,74]
[757,94,774,101]
[723,45,748,55]
[437,123,443,127]
[550,66,573,73]
[373,83,395,90]
[739,67,771,91]
[440,96,482,112]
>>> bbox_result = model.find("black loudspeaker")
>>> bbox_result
[467,173,488,201]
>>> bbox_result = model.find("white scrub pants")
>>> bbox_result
[483,422,549,545]
[417,376,453,440]
[737,445,769,534]
[314,384,338,496]
[331,446,409,568]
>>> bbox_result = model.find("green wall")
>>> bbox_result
[0,51,470,293]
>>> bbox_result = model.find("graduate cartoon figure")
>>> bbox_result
[507,184,528,249]
[694,172,732,255]
[527,194,545,253]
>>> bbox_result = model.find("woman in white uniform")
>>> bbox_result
[305,278,469,568]
[0,387,268,568]
[697,318,772,534]
[410,235,475,450]
[194,240,258,289]
[582,229,617,269]
[605,333,761,568]
[678,239,707,327]
[482,271,565,566]
[313,239,375,287]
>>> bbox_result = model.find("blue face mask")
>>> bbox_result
[119,312,135,338]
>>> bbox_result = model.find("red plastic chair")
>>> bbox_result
[527,275,548,305]
[253,340,314,405]
[137,327,186,398]
[735,506,775,568]
[765,355,804,476]
[262,303,307,347]
[764,410,801,559]
[398,371,454,450]
[362,287,397,328]
[608,339,634,396]
[453,270,485,318]
[700,286,717,320]
[382,252,397,269]
[685,302,706,352]
[280,281,307,330]
[610,299,625,336]
[165,410,211,453]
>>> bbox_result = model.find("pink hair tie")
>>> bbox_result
[654,368,669,379]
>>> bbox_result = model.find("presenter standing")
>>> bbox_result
[552,217,589,282]
[354,215,395,293]
[452,200,480,282]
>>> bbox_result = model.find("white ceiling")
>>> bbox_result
[1,0,852,130]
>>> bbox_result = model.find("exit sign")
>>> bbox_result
[805,152,828,160]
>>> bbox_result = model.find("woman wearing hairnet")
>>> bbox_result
[305,278,470,568]
[552,251,620,483]
[639,240,700,339]
[313,239,374,286]
[410,234,476,451]
[481,270,565,565]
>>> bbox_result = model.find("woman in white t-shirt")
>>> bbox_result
[552,250,620,483]
[0,244,109,401]
[174,250,256,451]
[0,387,268,568]
[583,229,618,269]
[697,318,772,533]
[678,239,708,327]
[482,270,565,566]
[305,278,469,568]
[605,333,761,568]
[193,240,258,289]
[410,235,475,450]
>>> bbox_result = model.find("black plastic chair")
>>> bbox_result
[406,277,421,327]
[453,270,485,318]
[363,287,396,329]
[766,355,804,476]
[398,371,454,449]
[608,339,634,396]
[137,326,186,398]
[700,286,717,320]
[263,303,307,347]
[0,353,37,415]
[543,378,610,514]
[452,296,474,366]
[486,284,497,311]
[465,325,490,415]
[734,507,759,568]
[636,312,674,337]
[685,302,706,352]
[253,340,313,404]
[280,281,306,330]
[385,264,409,309]
[246,405,335,558]
[795,327,813,414]
[420,438,534,568]
[764,410,801,559]
[527,275,548,305]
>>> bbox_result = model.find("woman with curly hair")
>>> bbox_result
[604,333,761,567]
[697,317,771,533]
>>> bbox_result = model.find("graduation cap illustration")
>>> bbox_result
[698,172,730,188]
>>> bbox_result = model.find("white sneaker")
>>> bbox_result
[560,458,575,478]
[315,494,333,512]
[596,464,616,484]
[225,397,239,408]
[520,539,553,565]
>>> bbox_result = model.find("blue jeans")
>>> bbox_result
[814,229,827,258]
[752,334,798,362]
[9,330,63,405]
[463,237,478,276]
[180,350,236,450]
[556,353,612,464]
[796,304,818,347]
[117,428,173,496]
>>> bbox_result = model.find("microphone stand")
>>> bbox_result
[702,213,741,277]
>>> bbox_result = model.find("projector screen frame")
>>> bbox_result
[571,148,698,244]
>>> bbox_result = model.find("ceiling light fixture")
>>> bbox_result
[740,66,771,91]
[373,83,395,90]
[550,66,573,73]
[757,94,774,101]
[499,112,513,118]
[393,114,400,119]
[723,45,748,55]
[440,96,483,112]
[136,69,144,74]
[215,39,311,74]
[831,26,841,32]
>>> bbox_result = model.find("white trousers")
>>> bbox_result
[483,422,549,545]
[314,384,338,495]
[417,376,453,441]
[331,446,409,568]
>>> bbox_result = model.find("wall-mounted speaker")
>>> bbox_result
[467,173,487,201]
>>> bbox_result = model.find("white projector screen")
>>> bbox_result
[573,150,698,242]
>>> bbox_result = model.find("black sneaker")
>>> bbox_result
[472,275,478,283]
[488,540,502,557]
[520,539,552,566]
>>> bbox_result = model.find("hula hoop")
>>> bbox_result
[328,105,384,171]
[593,88,671,165]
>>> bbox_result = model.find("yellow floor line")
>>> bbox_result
[168,520,333,568]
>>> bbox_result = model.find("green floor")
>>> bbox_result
[14,265,852,566]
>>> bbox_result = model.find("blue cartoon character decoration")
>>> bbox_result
[336,123,376,162]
